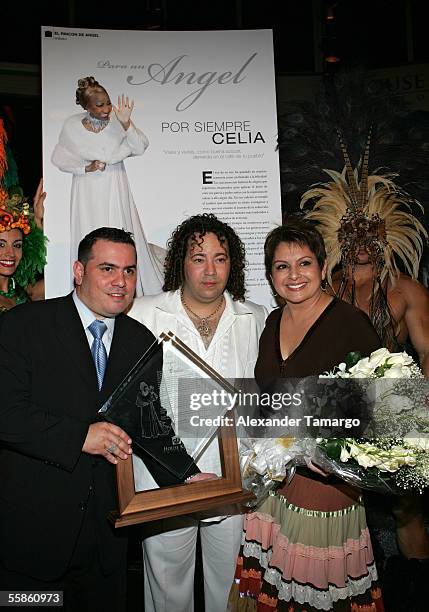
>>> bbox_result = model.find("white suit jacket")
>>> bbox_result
[128,290,267,488]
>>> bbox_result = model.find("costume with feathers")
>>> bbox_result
[300,133,427,348]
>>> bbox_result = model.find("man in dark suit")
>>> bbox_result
[0,227,198,611]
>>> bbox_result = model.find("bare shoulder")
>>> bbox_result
[26,280,45,301]
[392,274,429,304]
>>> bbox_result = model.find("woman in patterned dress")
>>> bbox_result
[229,218,384,612]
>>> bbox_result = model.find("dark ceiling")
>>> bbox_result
[2,0,429,72]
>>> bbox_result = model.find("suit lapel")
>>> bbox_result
[53,294,99,391]
[55,301,153,407]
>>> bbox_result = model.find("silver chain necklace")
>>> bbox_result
[181,291,225,338]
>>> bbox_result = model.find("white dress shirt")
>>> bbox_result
[129,290,267,483]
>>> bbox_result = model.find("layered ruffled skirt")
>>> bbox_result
[229,473,384,612]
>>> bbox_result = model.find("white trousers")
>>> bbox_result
[143,514,243,612]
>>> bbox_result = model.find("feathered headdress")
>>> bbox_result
[301,131,427,285]
[300,131,428,347]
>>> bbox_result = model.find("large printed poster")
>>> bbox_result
[41,27,281,306]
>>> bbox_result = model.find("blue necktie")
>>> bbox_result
[88,320,108,390]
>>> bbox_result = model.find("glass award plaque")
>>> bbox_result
[99,337,196,482]
[99,331,254,527]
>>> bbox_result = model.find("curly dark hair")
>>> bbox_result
[163,214,246,301]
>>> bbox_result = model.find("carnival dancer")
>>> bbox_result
[0,182,46,313]
[301,133,429,611]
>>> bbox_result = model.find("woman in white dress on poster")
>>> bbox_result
[51,75,164,296]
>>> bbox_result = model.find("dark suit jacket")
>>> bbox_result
[0,294,197,580]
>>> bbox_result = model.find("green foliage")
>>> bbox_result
[345,351,362,369]
[14,222,48,287]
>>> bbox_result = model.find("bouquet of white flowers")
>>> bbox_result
[320,347,423,380]
[315,348,429,494]
[240,348,429,503]
[313,436,429,494]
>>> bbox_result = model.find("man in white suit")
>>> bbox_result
[129,213,267,612]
